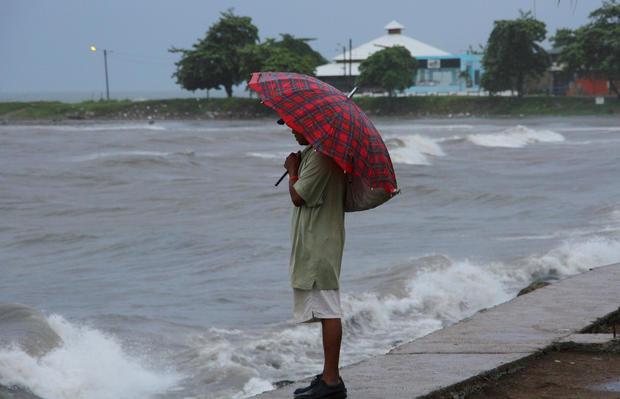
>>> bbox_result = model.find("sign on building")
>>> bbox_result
[427,59,441,69]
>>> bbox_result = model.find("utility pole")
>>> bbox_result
[103,49,110,101]
[349,38,352,77]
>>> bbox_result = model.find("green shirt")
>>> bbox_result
[290,146,345,290]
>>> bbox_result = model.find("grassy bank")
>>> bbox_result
[0,98,273,121]
[1,96,619,122]
[356,95,620,117]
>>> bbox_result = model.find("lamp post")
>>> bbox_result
[90,46,110,100]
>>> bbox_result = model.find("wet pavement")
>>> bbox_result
[592,380,620,393]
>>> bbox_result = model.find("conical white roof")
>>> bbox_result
[384,20,404,31]
[333,20,450,62]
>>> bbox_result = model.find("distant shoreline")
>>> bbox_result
[1,96,619,123]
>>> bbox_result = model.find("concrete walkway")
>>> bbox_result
[253,263,620,398]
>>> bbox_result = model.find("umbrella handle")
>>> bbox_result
[346,86,358,98]
[275,170,288,187]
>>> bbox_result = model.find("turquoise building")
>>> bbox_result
[316,21,484,94]
[407,54,483,94]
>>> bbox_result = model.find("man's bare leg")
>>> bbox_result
[320,318,342,386]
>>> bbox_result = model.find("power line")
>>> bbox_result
[111,50,177,64]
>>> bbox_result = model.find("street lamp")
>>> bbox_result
[90,45,110,100]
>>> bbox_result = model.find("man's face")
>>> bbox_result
[292,129,309,146]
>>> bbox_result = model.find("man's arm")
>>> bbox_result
[284,151,305,207]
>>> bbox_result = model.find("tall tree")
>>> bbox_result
[357,46,418,97]
[239,34,327,79]
[552,0,620,98]
[273,34,328,67]
[169,9,258,97]
[481,11,549,97]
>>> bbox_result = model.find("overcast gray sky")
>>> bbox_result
[1,0,598,97]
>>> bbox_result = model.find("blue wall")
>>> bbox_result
[404,54,483,94]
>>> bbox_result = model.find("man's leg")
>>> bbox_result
[321,318,342,386]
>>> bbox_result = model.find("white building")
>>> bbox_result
[316,21,450,78]
[317,21,483,94]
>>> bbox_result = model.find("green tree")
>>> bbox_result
[239,34,327,79]
[357,46,418,97]
[169,9,258,97]
[261,46,317,75]
[551,0,620,98]
[481,11,549,97]
[467,43,485,55]
[273,34,327,67]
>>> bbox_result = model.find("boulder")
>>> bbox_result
[517,280,551,297]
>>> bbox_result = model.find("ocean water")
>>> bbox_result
[0,89,239,103]
[1,117,620,399]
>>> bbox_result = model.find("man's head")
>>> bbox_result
[291,129,309,146]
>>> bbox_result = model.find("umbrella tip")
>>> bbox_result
[277,118,285,125]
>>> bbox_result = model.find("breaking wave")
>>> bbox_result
[71,150,195,162]
[385,135,445,165]
[245,151,289,160]
[467,125,564,148]
[0,315,181,399]
[3,234,618,399]
[4,124,167,132]
[377,123,474,131]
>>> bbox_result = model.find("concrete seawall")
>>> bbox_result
[253,263,620,398]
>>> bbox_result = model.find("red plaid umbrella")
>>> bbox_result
[248,72,398,198]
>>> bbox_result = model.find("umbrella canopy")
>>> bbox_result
[248,72,398,198]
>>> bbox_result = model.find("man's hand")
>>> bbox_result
[284,151,301,176]
[285,151,305,206]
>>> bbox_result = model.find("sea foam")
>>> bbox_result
[386,135,445,165]
[467,125,564,148]
[5,124,168,132]
[245,151,289,160]
[0,315,180,399]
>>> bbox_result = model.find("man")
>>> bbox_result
[283,127,347,399]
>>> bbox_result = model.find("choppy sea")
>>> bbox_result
[1,117,620,399]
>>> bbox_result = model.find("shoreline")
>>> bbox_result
[2,114,620,128]
[2,96,619,123]
[2,273,618,399]
[253,263,620,399]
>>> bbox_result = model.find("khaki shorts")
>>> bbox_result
[293,286,342,323]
